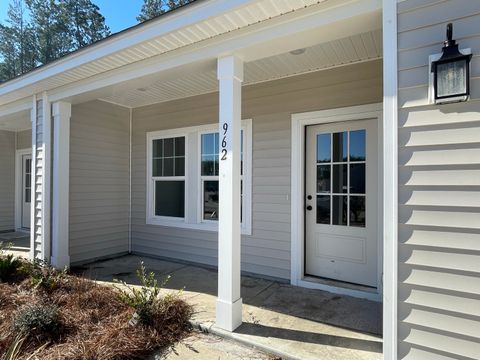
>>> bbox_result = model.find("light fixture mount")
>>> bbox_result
[431,23,472,104]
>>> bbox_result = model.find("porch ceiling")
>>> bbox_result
[99,29,382,108]
[0,110,30,131]
[0,0,329,107]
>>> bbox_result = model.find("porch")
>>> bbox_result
[74,254,382,360]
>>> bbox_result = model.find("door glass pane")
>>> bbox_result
[350,196,365,227]
[316,195,330,224]
[25,189,31,203]
[317,165,330,193]
[316,134,331,163]
[350,130,366,161]
[332,195,347,225]
[350,164,365,194]
[332,164,347,193]
[204,180,219,220]
[332,132,347,162]
[155,181,185,217]
[202,155,215,176]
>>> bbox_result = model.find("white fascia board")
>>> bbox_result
[0,0,253,96]
[48,0,381,103]
[0,98,32,118]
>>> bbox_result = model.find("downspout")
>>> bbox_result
[128,108,132,253]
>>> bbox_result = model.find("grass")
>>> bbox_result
[0,255,193,360]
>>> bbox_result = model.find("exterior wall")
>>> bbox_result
[0,131,15,232]
[131,60,382,280]
[69,100,130,264]
[32,99,45,259]
[16,129,31,150]
[397,1,480,358]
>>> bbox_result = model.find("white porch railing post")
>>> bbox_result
[50,101,71,269]
[216,55,243,332]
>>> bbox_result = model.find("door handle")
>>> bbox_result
[306,205,313,211]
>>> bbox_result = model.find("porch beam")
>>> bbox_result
[50,101,71,269]
[216,55,243,332]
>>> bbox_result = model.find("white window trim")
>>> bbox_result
[146,120,252,235]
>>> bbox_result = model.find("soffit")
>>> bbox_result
[99,29,382,108]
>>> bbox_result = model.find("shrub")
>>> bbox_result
[29,261,66,292]
[115,261,171,325]
[0,254,22,282]
[13,304,62,341]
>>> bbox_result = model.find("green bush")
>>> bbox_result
[0,254,22,282]
[115,261,171,325]
[13,304,62,341]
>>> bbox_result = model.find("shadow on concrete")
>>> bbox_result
[236,322,382,353]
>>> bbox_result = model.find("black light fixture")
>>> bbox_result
[431,23,472,104]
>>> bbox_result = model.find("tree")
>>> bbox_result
[64,0,110,49]
[0,0,110,83]
[137,0,192,22]
[0,0,36,82]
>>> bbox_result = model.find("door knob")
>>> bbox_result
[306,205,313,211]
[307,195,312,200]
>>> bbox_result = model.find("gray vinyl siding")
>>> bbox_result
[16,129,31,150]
[0,130,15,232]
[397,1,480,358]
[69,100,130,264]
[32,99,44,259]
[131,60,382,280]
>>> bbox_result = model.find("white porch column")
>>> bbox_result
[50,102,71,269]
[216,55,243,332]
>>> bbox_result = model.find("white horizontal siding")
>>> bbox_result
[33,100,43,259]
[131,60,382,280]
[397,1,480,358]
[0,130,15,232]
[16,129,31,150]
[69,100,130,264]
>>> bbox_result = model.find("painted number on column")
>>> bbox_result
[221,123,228,161]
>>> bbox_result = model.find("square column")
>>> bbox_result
[50,102,71,269]
[216,55,243,332]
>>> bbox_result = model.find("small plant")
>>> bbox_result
[29,260,66,292]
[13,303,62,341]
[115,261,171,325]
[0,253,22,282]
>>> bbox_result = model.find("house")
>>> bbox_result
[0,0,479,358]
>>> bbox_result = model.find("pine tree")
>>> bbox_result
[137,0,192,22]
[64,0,110,48]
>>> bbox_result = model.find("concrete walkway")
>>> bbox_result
[75,255,383,360]
[0,231,30,258]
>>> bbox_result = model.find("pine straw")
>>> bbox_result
[0,275,193,360]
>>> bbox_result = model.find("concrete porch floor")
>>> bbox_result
[74,254,382,360]
[0,231,30,258]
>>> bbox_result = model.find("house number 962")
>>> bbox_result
[221,123,228,161]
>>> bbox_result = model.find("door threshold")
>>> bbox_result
[297,276,381,302]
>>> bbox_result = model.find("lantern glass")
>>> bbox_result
[436,59,467,98]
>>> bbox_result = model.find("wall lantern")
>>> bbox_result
[431,23,472,104]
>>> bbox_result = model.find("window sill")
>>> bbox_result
[146,218,252,236]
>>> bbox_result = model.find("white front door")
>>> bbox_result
[305,119,378,287]
[21,154,32,229]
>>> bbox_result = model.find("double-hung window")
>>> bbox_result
[200,131,244,223]
[146,120,252,234]
[151,136,186,220]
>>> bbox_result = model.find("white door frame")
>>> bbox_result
[15,148,32,231]
[291,103,383,302]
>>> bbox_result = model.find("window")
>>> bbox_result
[316,129,366,227]
[200,131,244,222]
[151,136,186,219]
[146,120,252,234]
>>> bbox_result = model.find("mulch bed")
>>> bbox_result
[0,268,193,359]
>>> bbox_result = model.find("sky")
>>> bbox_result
[0,0,145,34]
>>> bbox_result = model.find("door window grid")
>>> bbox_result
[316,130,366,227]
[24,158,31,203]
